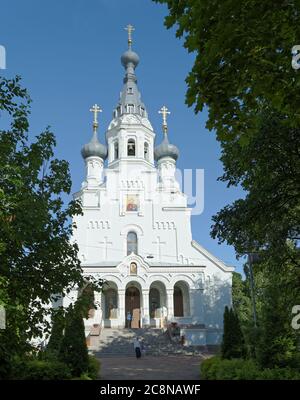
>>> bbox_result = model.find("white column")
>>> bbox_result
[142,290,150,327]
[167,289,174,320]
[118,290,126,328]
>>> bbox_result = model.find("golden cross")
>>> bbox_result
[125,24,135,48]
[158,106,171,133]
[89,104,102,130]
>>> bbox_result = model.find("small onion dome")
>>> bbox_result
[121,50,140,69]
[154,133,179,161]
[81,131,107,160]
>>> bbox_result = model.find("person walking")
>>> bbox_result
[133,337,141,359]
[126,311,132,328]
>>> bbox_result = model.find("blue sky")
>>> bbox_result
[0,0,246,273]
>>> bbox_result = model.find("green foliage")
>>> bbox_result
[87,355,100,380]
[156,1,300,371]
[46,308,65,358]
[221,306,246,359]
[154,0,300,138]
[211,113,300,265]
[201,356,300,380]
[13,359,71,380]
[0,75,85,375]
[256,261,300,369]
[59,305,89,377]
[71,374,92,380]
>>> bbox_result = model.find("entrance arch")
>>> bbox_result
[102,281,119,327]
[149,281,167,324]
[173,281,190,317]
[125,283,141,329]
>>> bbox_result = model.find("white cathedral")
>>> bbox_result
[62,27,233,346]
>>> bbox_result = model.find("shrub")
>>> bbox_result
[59,305,89,377]
[200,356,300,380]
[221,307,246,360]
[86,355,100,379]
[16,359,71,380]
[72,373,92,380]
[46,309,65,357]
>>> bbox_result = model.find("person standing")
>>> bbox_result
[133,337,141,358]
[126,311,132,328]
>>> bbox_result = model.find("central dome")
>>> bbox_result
[121,50,140,68]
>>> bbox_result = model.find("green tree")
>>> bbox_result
[155,0,300,370]
[0,76,84,377]
[59,304,89,377]
[154,1,300,265]
[222,306,246,359]
[46,308,65,358]
[256,260,300,368]
[154,0,300,139]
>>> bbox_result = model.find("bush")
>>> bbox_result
[72,373,92,380]
[46,309,65,358]
[221,307,246,360]
[16,359,71,380]
[59,305,89,377]
[87,355,100,380]
[201,356,300,380]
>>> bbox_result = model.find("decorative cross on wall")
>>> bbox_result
[153,236,166,261]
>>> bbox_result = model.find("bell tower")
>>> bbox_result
[105,25,155,171]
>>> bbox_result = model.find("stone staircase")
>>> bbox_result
[92,328,209,357]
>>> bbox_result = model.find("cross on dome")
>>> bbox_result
[89,104,102,131]
[159,105,171,133]
[125,24,135,48]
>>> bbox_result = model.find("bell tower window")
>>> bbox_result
[114,141,119,160]
[127,104,134,113]
[144,142,149,161]
[127,139,136,156]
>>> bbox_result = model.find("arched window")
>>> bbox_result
[114,141,119,160]
[127,139,136,156]
[144,142,149,161]
[127,104,134,113]
[127,231,138,255]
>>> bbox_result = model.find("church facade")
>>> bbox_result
[65,28,233,345]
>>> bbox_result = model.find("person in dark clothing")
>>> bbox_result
[133,337,141,358]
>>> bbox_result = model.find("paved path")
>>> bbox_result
[98,355,203,380]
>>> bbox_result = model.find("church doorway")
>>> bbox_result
[149,281,167,328]
[174,286,184,317]
[125,286,141,328]
[173,281,190,317]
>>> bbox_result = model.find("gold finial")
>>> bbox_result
[158,105,171,134]
[125,24,135,48]
[89,103,102,132]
